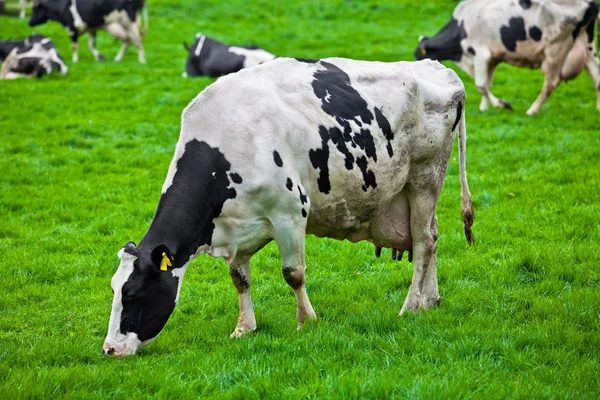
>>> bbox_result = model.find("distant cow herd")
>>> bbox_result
[2,0,599,356]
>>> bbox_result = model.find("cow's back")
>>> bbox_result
[175,58,464,248]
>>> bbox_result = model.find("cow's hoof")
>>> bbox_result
[420,296,442,309]
[230,326,256,338]
[399,296,420,316]
[97,54,106,61]
[500,101,513,110]
[525,108,539,116]
[374,246,381,258]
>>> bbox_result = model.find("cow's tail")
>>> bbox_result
[456,101,475,245]
[138,5,149,37]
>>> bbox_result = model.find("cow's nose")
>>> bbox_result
[104,347,115,356]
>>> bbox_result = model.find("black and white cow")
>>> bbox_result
[183,33,276,78]
[0,34,67,79]
[103,57,474,356]
[28,0,147,63]
[415,0,600,115]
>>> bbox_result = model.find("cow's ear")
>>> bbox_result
[150,244,174,272]
[123,241,138,257]
[183,42,191,52]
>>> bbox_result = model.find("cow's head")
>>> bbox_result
[28,0,50,26]
[103,242,186,356]
[29,0,66,27]
[182,33,206,78]
[414,18,467,62]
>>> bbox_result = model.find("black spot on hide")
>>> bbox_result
[519,0,532,9]
[286,178,293,191]
[296,57,318,63]
[528,26,542,41]
[273,150,283,167]
[452,102,463,132]
[140,139,237,264]
[230,173,243,184]
[374,107,393,157]
[573,2,599,40]
[308,61,384,194]
[500,17,527,52]
[298,185,308,205]
[302,209,307,218]
[467,46,476,55]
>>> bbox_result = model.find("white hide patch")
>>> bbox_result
[69,2,87,33]
[194,35,206,56]
[104,249,136,353]
[172,263,188,303]
[228,46,276,68]
[103,10,130,26]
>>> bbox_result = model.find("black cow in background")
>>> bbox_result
[28,0,148,63]
[183,33,276,78]
[0,34,68,79]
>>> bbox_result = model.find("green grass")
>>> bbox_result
[1,0,599,398]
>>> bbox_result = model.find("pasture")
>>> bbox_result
[1,0,599,398]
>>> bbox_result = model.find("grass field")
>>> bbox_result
[1,0,600,398]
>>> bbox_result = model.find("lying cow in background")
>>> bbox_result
[415,0,600,115]
[28,0,148,63]
[183,34,276,78]
[0,33,67,79]
[103,57,474,356]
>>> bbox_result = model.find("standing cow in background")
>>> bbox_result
[415,0,600,115]
[28,0,148,63]
[0,34,67,79]
[183,34,276,78]
[19,0,28,18]
[103,57,474,356]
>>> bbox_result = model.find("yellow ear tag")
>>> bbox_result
[420,48,427,56]
[160,252,172,271]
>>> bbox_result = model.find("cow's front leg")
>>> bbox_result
[128,25,146,64]
[88,31,105,61]
[69,32,79,63]
[274,219,316,329]
[583,46,600,112]
[473,51,512,111]
[229,261,257,338]
[19,0,26,18]
[526,44,569,115]
[400,189,438,315]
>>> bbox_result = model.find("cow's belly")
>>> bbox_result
[493,42,544,69]
[306,187,412,251]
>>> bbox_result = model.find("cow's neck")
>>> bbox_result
[138,139,237,267]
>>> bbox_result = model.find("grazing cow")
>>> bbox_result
[28,0,148,63]
[0,34,67,79]
[415,0,600,115]
[103,57,474,356]
[182,33,276,78]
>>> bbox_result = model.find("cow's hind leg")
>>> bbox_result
[229,259,257,338]
[88,32,105,61]
[584,46,600,111]
[273,216,316,329]
[420,216,441,309]
[526,46,568,115]
[128,24,146,64]
[400,185,440,315]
